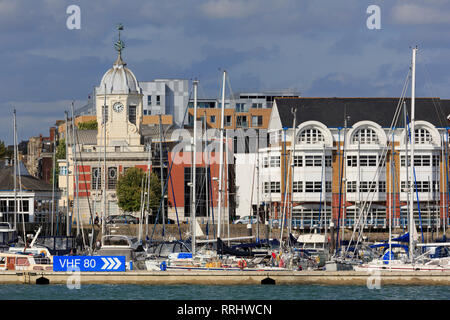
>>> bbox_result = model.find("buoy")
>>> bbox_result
[238,259,247,269]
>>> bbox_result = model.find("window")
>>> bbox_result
[156,95,161,106]
[293,155,302,167]
[225,115,232,127]
[353,128,379,144]
[325,155,332,167]
[326,181,332,193]
[147,95,152,106]
[415,155,431,167]
[264,181,281,193]
[305,181,322,192]
[269,156,280,167]
[235,103,245,112]
[293,181,303,193]
[378,181,386,193]
[236,115,248,128]
[400,155,410,167]
[305,155,322,167]
[347,181,357,193]
[347,155,357,167]
[102,105,108,124]
[433,155,440,166]
[415,128,432,144]
[252,115,263,127]
[0,200,6,213]
[405,181,431,193]
[60,166,67,176]
[298,129,324,144]
[263,157,269,168]
[359,181,370,192]
[91,167,102,190]
[210,115,216,123]
[252,103,263,108]
[108,167,117,190]
[402,155,432,167]
[128,105,137,124]
[360,155,377,166]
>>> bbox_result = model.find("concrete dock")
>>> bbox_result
[2,270,450,286]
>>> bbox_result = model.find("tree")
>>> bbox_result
[77,120,98,130]
[116,167,161,214]
[50,138,66,187]
[0,140,12,160]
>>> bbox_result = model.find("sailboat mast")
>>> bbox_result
[71,102,80,237]
[409,47,417,263]
[289,108,297,243]
[51,129,56,235]
[102,83,107,241]
[192,80,198,255]
[204,110,209,240]
[217,70,226,239]
[13,109,17,231]
[158,114,165,235]
[65,111,70,236]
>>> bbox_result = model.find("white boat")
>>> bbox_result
[0,252,53,271]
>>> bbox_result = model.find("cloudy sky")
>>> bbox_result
[1,0,450,145]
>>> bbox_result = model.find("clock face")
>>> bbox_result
[113,102,124,113]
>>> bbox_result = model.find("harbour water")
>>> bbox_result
[0,284,448,300]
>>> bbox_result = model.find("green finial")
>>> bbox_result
[113,23,126,66]
[114,23,125,53]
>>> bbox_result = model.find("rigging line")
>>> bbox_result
[74,128,96,249]
[351,96,404,251]
[14,119,26,246]
[335,128,342,254]
[405,114,425,244]
[72,125,88,249]
[345,71,411,255]
[420,54,446,128]
[160,116,183,240]
[445,130,449,237]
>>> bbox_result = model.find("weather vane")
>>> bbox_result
[114,23,125,53]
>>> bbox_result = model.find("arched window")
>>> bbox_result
[414,128,432,144]
[352,128,379,144]
[298,128,324,144]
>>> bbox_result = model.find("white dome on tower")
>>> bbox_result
[98,53,141,94]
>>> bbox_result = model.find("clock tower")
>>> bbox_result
[95,25,143,151]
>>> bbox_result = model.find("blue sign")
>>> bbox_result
[53,256,126,272]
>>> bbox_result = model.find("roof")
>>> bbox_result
[274,97,450,128]
[0,164,53,192]
[67,129,97,145]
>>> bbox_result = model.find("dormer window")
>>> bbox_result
[298,128,324,144]
[352,128,379,144]
[414,128,432,144]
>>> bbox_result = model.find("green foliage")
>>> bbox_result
[116,167,162,214]
[50,139,66,188]
[56,138,66,159]
[77,120,98,130]
[0,140,11,159]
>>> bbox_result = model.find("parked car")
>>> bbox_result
[147,215,175,225]
[233,215,261,224]
[106,214,139,225]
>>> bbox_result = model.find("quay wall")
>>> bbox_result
[2,270,450,286]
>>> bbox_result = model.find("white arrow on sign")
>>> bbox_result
[113,257,122,270]
[101,257,120,270]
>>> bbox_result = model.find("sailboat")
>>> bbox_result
[353,47,450,272]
